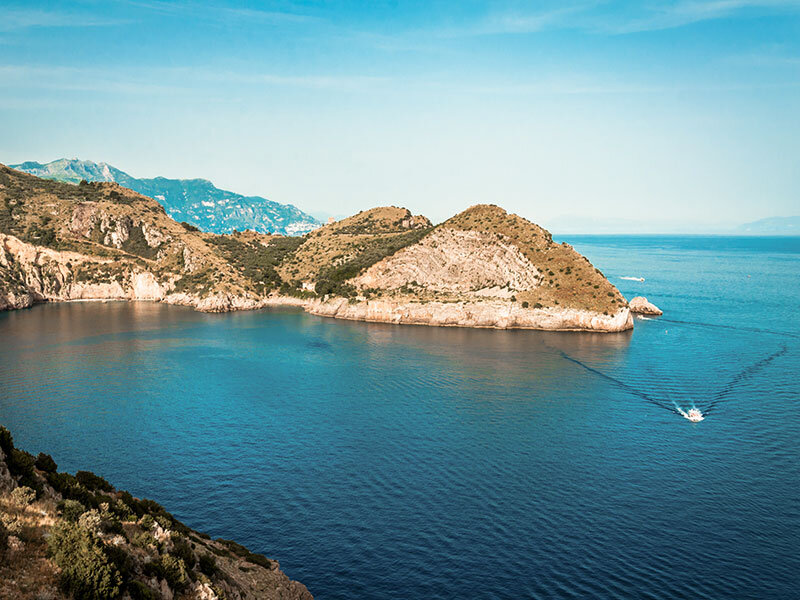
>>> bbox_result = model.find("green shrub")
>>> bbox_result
[180,221,200,232]
[0,426,13,455]
[76,470,113,493]
[522,301,529,308]
[35,452,58,473]
[10,486,36,507]
[127,580,158,600]
[131,530,154,549]
[160,554,188,592]
[198,553,218,578]
[59,499,87,523]
[47,521,123,600]
[139,514,155,530]
[171,535,196,569]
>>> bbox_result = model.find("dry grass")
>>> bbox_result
[0,495,65,600]
[444,204,625,312]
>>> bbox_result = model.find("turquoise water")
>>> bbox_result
[1,236,798,599]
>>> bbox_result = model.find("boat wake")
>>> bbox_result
[703,345,788,415]
[620,276,645,282]
[559,344,789,422]
[558,351,677,415]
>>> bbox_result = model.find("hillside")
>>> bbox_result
[10,159,321,236]
[0,426,312,600]
[0,164,632,331]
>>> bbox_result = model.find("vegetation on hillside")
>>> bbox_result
[0,426,310,600]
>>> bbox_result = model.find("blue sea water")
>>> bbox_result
[1,235,798,599]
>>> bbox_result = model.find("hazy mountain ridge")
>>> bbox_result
[737,216,800,235]
[10,159,321,236]
[0,165,631,331]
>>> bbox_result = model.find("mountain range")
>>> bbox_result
[9,159,321,236]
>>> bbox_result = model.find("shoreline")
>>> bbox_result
[2,293,634,333]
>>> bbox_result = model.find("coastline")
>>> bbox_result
[1,232,633,332]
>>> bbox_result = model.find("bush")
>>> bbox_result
[35,452,58,473]
[10,486,36,507]
[47,521,123,600]
[139,514,155,530]
[198,553,218,578]
[171,535,196,569]
[0,426,13,456]
[59,499,87,523]
[180,222,200,232]
[128,580,158,600]
[76,471,113,493]
[160,554,188,592]
[522,301,529,308]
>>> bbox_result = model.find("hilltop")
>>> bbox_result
[0,164,632,332]
[0,426,312,600]
[10,159,321,236]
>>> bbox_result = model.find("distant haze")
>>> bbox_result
[1,1,799,233]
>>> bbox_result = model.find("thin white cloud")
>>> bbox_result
[598,0,800,34]
[0,8,127,32]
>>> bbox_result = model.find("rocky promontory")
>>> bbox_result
[0,164,633,332]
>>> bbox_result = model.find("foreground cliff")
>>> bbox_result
[0,426,312,600]
[0,164,632,331]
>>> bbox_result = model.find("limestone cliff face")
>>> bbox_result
[353,227,542,297]
[0,233,169,309]
[307,298,633,332]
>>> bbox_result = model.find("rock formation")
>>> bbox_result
[629,296,663,316]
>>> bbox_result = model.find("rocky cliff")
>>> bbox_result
[0,426,312,600]
[0,164,633,332]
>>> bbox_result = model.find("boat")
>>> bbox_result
[620,276,645,282]
[679,407,704,422]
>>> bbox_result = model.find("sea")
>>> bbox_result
[1,235,798,599]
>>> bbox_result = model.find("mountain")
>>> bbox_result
[0,164,632,331]
[737,216,800,235]
[0,426,313,600]
[9,159,321,236]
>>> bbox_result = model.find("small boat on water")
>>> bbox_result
[677,407,704,422]
[620,276,645,282]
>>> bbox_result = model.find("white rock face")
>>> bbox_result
[629,296,663,315]
[0,233,169,308]
[353,228,542,297]
[307,298,633,332]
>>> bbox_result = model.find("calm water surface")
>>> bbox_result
[1,235,798,599]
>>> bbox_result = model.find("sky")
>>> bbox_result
[1,1,798,231]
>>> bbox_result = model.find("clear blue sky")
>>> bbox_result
[1,1,798,231]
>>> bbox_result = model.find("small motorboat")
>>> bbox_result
[620,276,645,282]
[683,408,704,422]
